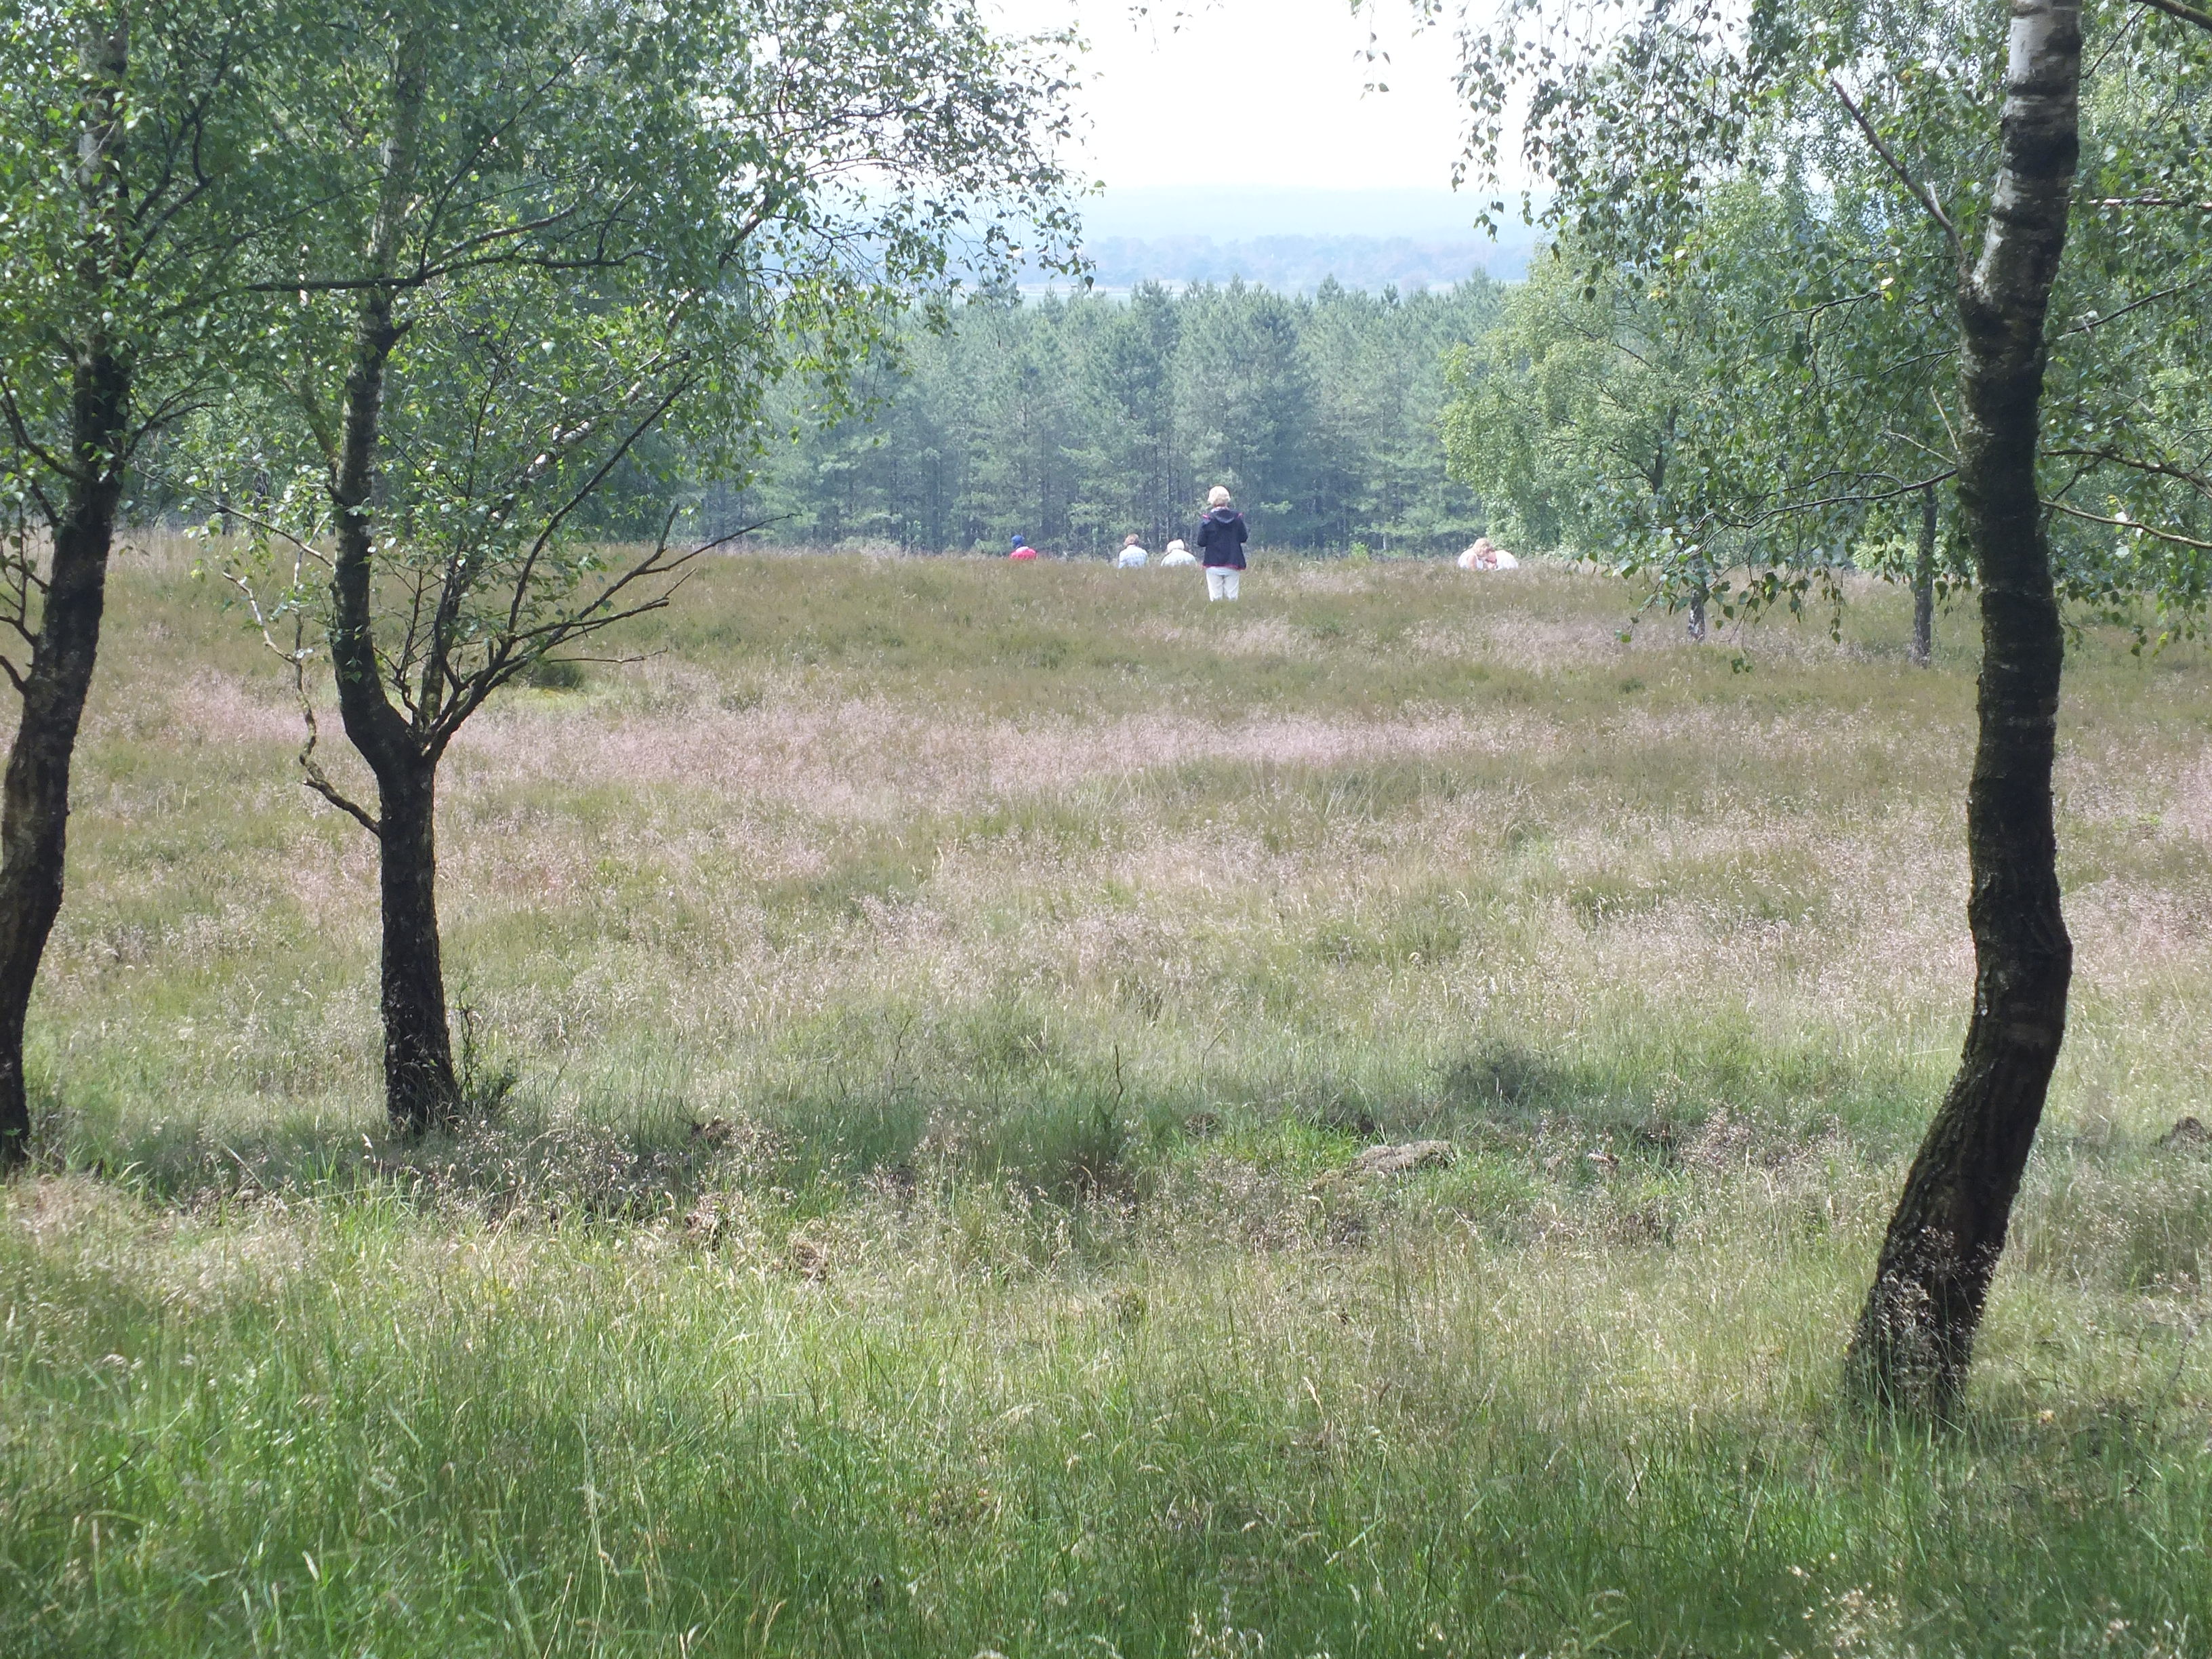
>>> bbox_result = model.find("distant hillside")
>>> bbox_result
[1078,184,1538,243]
[1018,186,1544,293]
[1070,232,1530,293]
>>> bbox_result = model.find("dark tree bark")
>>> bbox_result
[372,755,455,1129]
[321,37,459,1133]
[1912,485,1937,668]
[0,20,131,1172]
[1847,0,2081,1414]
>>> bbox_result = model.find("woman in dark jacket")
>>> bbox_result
[1195,485,1248,601]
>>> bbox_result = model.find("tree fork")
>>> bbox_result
[1847,0,2081,1413]
[0,16,131,1172]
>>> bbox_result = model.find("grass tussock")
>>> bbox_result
[3,542,2212,1654]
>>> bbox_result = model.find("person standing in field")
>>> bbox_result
[1196,485,1248,601]
[1117,533,1149,568]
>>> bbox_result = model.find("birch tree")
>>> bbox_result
[1395,0,2211,1408]
[203,0,1078,1131]
[0,0,282,1168]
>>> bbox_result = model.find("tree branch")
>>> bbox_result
[222,569,381,836]
[2051,502,2212,551]
[2056,275,2212,335]
[1725,470,1959,530]
[208,501,335,568]
[1826,77,1963,254]
[2047,447,2212,497]
[2129,0,2212,33]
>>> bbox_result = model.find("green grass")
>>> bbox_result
[4,542,2212,1654]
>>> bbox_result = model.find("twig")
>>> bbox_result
[222,568,381,836]
[208,501,334,567]
[2057,276,2212,337]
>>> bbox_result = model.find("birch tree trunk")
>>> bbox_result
[0,17,131,1170]
[323,34,459,1133]
[1846,0,2081,1412]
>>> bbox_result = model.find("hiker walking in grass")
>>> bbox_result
[1196,485,1248,601]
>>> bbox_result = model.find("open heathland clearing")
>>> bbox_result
[4,547,2212,1655]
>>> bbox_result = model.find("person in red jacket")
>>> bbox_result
[1008,534,1039,561]
[1195,486,1247,600]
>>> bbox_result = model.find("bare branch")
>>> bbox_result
[0,380,87,490]
[2047,447,2212,497]
[499,373,695,641]
[2051,502,2212,551]
[209,502,335,568]
[2057,277,2212,335]
[220,567,382,836]
[432,505,784,736]
[1826,77,1963,254]
[297,712,383,837]
[1721,471,1959,531]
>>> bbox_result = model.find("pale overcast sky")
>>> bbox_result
[989,0,1476,193]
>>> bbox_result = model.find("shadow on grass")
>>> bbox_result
[17,1016,1941,1230]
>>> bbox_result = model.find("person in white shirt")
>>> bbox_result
[1117,533,1149,568]
[1457,536,1520,571]
[1158,539,1197,567]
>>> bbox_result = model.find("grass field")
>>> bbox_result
[5,543,2212,1656]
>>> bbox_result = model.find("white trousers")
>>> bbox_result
[1206,567,1241,601]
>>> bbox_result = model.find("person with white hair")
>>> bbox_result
[1195,485,1249,600]
[1116,533,1149,568]
[1158,538,1197,567]
[1457,535,1520,571]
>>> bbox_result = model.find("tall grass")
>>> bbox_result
[3,543,2211,1654]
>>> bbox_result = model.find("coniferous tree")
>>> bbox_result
[737,277,1501,555]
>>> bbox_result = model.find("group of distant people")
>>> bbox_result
[1013,485,1250,601]
[1007,486,1517,596]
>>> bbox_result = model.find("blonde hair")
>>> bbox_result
[1124,533,1141,545]
[1208,486,1231,508]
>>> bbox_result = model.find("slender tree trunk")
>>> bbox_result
[1687,592,1708,642]
[0,18,130,1172]
[322,37,456,1131]
[1911,485,1937,668]
[375,755,456,1130]
[1846,0,2081,1414]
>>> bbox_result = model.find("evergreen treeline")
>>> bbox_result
[723,277,1502,556]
